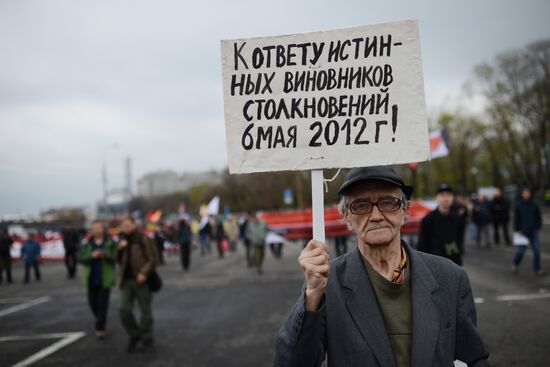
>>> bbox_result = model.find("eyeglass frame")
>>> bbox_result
[346,196,404,215]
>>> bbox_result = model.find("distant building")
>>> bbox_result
[97,188,132,218]
[137,170,222,197]
[137,170,181,197]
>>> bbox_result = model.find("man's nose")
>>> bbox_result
[369,205,384,221]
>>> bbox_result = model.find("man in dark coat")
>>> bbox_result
[177,219,192,271]
[117,216,159,352]
[274,167,488,367]
[0,227,14,285]
[489,188,511,246]
[62,226,81,279]
[418,184,463,266]
[512,188,544,276]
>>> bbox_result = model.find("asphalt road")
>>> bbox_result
[1,225,549,367]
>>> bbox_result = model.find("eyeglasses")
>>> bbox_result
[347,197,403,215]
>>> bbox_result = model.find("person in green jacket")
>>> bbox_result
[245,212,269,274]
[78,220,117,339]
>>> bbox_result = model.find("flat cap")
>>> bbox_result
[436,183,453,193]
[337,165,414,199]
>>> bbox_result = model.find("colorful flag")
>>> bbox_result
[429,129,450,159]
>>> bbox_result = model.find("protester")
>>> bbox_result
[245,212,269,274]
[239,214,253,267]
[62,225,80,279]
[198,217,212,255]
[78,220,117,339]
[153,221,167,265]
[418,184,463,265]
[0,227,14,285]
[275,166,489,366]
[472,195,491,248]
[210,216,226,259]
[452,194,470,255]
[266,231,285,259]
[177,218,192,271]
[22,233,42,284]
[224,215,239,252]
[489,187,511,246]
[512,188,544,276]
[117,216,159,352]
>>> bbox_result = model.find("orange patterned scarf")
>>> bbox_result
[390,246,408,284]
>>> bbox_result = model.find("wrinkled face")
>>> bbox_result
[343,181,408,248]
[91,222,104,238]
[437,191,454,210]
[121,218,136,235]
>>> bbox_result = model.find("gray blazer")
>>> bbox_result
[274,245,489,367]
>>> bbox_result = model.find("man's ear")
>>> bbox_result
[343,211,354,231]
[401,202,410,226]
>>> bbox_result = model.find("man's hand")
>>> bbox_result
[299,240,330,312]
[118,239,128,250]
[91,250,102,258]
[136,273,147,285]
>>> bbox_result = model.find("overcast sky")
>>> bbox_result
[1,0,549,216]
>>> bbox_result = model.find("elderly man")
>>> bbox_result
[275,166,489,367]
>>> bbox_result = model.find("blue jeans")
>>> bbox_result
[513,232,541,272]
[199,233,211,255]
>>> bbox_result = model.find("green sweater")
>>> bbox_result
[245,220,269,247]
[363,252,412,367]
[78,237,117,289]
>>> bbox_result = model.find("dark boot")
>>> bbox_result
[126,336,141,353]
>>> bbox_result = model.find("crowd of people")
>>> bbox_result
[154,212,273,274]
[0,211,277,352]
[0,177,545,361]
[415,184,544,276]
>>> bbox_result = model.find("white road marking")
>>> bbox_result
[0,298,46,304]
[474,297,485,304]
[0,332,85,367]
[0,297,52,318]
[496,293,550,302]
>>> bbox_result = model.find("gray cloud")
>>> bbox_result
[1,0,549,215]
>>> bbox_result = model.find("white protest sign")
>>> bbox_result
[221,20,430,174]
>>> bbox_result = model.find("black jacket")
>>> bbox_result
[62,229,81,254]
[514,199,542,235]
[274,245,489,367]
[0,233,13,258]
[489,196,510,222]
[418,209,462,258]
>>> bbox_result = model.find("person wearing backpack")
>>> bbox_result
[78,220,117,339]
[117,215,159,353]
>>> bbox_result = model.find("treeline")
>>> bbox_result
[415,38,550,196]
